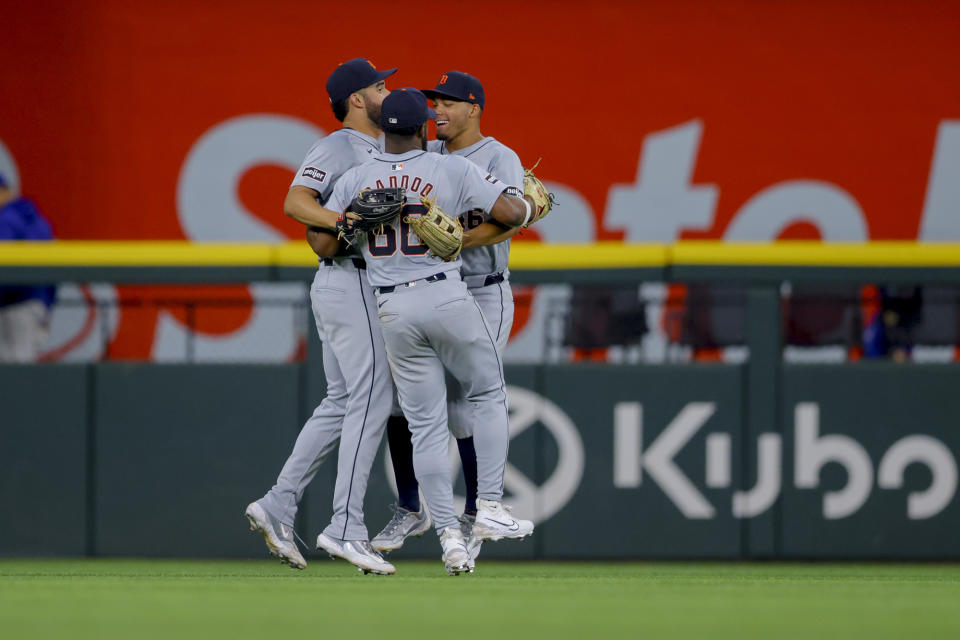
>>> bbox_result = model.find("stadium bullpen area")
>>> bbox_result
[1,559,958,639]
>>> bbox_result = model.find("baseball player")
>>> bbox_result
[245,57,402,575]
[372,72,524,562]
[325,88,536,575]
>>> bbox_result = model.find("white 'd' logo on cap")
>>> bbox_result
[388,117,398,123]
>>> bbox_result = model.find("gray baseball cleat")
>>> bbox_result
[316,532,396,575]
[458,513,482,570]
[245,501,306,570]
[473,499,534,542]
[371,504,431,552]
[439,526,472,576]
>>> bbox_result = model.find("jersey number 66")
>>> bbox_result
[367,204,430,258]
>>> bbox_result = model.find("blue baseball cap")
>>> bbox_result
[422,71,485,109]
[380,88,437,132]
[326,58,397,104]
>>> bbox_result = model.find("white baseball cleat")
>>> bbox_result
[245,501,306,570]
[315,531,344,559]
[458,513,482,570]
[371,504,431,552]
[316,532,396,575]
[472,499,534,542]
[440,526,472,576]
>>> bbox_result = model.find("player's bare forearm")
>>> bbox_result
[306,227,341,257]
[463,222,522,248]
[489,194,529,228]
[284,186,340,229]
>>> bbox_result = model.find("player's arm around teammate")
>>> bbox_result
[282,76,387,231]
[461,221,522,248]
[305,227,341,258]
[283,72,384,254]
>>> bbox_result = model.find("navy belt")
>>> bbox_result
[463,271,506,288]
[483,272,505,287]
[321,257,366,270]
[377,272,446,295]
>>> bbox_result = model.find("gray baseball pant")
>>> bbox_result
[260,259,393,540]
[446,276,515,438]
[376,273,509,533]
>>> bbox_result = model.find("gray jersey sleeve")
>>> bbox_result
[426,139,444,154]
[291,136,354,204]
[488,145,524,191]
[445,155,508,215]
[324,166,358,215]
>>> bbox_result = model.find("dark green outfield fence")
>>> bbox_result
[2,246,959,559]
[3,361,959,560]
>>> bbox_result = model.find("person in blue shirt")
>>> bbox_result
[0,173,56,362]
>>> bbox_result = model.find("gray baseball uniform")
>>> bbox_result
[327,149,512,533]
[258,127,394,541]
[428,137,523,438]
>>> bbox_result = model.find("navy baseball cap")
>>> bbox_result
[380,88,437,131]
[326,58,397,104]
[0,173,7,189]
[422,71,484,109]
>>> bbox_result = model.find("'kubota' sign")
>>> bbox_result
[612,402,959,520]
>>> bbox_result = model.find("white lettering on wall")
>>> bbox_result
[177,114,324,241]
[794,402,874,519]
[725,181,868,241]
[0,137,20,195]
[605,120,718,242]
[878,435,959,520]
[919,120,960,241]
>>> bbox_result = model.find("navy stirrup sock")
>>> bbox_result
[386,415,420,513]
[457,436,479,516]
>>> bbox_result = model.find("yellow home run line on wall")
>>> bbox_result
[272,242,326,267]
[0,241,273,266]
[1,241,959,268]
[671,242,960,267]
[272,242,671,268]
[503,242,669,269]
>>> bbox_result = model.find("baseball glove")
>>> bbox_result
[522,159,555,227]
[339,187,406,244]
[404,195,463,261]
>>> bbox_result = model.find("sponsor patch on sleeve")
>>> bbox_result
[504,186,522,198]
[301,167,327,183]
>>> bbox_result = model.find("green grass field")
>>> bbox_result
[1,559,958,639]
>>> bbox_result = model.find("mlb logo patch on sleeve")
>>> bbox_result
[391,163,404,171]
[302,167,327,182]
[484,173,500,184]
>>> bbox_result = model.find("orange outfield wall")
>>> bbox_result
[3,1,959,360]
[3,0,959,241]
